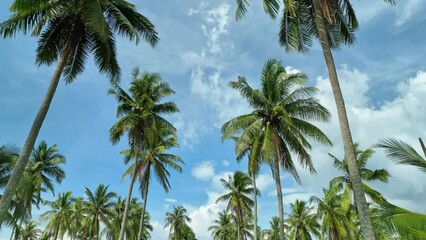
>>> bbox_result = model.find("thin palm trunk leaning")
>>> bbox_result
[311,0,375,238]
[119,152,139,240]
[252,171,257,240]
[0,44,72,218]
[273,131,286,240]
[137,175,149,240]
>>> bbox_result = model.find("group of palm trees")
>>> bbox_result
[0,0,425,239]
[209,138,426,240]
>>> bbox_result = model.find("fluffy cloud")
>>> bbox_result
[295,67,426,212]
[192,161,216,181]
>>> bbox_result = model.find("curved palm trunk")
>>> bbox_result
[119,157,139,240]
[252,172,257,240]
[311,0,375,239]
[0,46,73,218]
[137,186,149,240]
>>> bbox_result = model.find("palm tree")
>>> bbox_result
[165,206,192,240]
[215,171,257,240]
[262,216,282,240]
[208,210,234,240]
[18,221,41,240]
[329,144,390,203]
[224,132,264,240]
[82,184,117,239]
[375,138,426,173]
[103,197,153,240]
[172,224,196,240]
[6,141,65,239]
[68,197,86,240]
[221,59,331,239]
[286,200,320,240]
[232,1,397,238]
[26,141,66,208]
[109,68,179,240]
[40,191,74,240]
[0,0,159,216]
[310,183,355,240]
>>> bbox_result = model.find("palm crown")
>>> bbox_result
[0,0,159,83]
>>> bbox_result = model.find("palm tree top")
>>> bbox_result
[0,0,159,83]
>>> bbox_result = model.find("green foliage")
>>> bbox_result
[376,138,426,173]
[165,205,192,240]
[329,144,389,203]
[0,0,159,83]
[286,200,320,240]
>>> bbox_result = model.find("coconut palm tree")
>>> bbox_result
[82,184,117,239]
[40,191,74,240]
[5,141,65,238]
[0,0,159,216]
[215,171,257,240]
[103,197,153,240]
[68,197,87,240]
[209,210,234,240]
[221,59,331,239]
[224,132,264,240]
[232,1,397,238]
[376,138,426,173]
[26,141,66,208]
[165,206,192,240]
[310,183,355,240]
[109,68,179,240]
[18,221,41,240]
[262,216,282,240]
[286,200,320,240]
[329,144,390,203]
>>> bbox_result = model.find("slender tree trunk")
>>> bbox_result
[252,172,258,240]
[0,45,73,218]
[312,0,375,239]
[137,186,149,240]
[272,131,286,240]
[119,156,139,240]
[273,164,285,240]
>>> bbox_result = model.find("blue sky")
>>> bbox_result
[1,0,426,239]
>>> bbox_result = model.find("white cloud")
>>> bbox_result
[352,0,425,26]
[165,198,177,203]
[192,161,216,181]
[256,174,275,192]
[151,220,169,240]
[294,66,426,213]
[222,160,230,166]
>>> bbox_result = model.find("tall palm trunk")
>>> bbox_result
[272,132,285,240]
[137,186,149,240]
[237,205,243,240]
[119,155,139,240]
[312,0,375,239]
[252,172,257,240]
[273,164,285,240]
[0,45,73,218]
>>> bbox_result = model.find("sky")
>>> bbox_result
[1,0,426,239]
